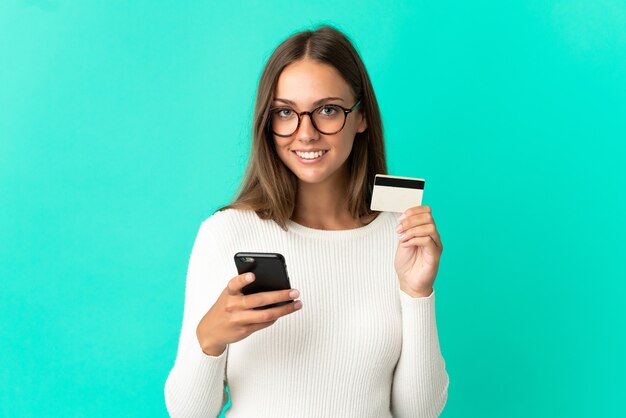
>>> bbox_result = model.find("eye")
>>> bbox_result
[273,108,294,118]
[318,105,340,117]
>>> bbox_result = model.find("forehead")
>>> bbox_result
[274,59,353,105]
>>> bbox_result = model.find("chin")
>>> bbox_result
[294,166,346,186]
[293,172,328,185]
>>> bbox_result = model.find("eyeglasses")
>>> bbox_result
[268,100,362,137]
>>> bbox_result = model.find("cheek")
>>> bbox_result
[275,142,293,163]
[336,132,356,155]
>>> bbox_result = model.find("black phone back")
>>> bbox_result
[234,252,292,309]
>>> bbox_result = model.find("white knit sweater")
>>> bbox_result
[164,209,449,417]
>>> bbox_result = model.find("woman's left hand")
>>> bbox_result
[394,205,444,298]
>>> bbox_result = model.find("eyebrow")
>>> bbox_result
[273,96,345,107]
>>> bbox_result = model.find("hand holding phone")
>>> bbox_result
[195,252,302,357]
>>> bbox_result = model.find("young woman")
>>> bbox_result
[165,25,449,417]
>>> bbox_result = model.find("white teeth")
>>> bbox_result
[295,150,325,159]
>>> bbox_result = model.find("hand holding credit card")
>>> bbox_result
[370,174,425,213]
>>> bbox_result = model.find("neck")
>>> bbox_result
[292,168,365,230]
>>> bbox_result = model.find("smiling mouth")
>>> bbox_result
[292,150,328,160]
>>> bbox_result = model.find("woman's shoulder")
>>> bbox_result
[202,207,253,226]
[200,207,274,236]
[192,208,252,250]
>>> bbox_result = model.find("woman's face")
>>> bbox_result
[271,58,367,187]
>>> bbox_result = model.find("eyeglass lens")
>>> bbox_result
[270,105,346,136]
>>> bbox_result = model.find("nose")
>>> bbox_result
[295,113,320,143]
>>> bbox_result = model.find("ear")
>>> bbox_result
[357,113,368,133]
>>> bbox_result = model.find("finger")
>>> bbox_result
[227,273,255,296]
[399,205,432,221]
[397,212,434,233]
[400,225,442,248]
[400,234,442,250]
[398,224,437,243]
[241,299,303,325]
[242,288,300,310]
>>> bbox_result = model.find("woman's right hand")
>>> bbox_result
[196,272,302,356]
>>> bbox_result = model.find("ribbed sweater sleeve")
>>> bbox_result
[391,289,449,417]
[164,220,228,418]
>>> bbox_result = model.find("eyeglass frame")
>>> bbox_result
[267,99,362,137]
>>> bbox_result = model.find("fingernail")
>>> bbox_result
[396,224,403,233]
[399,213,406,221]
[294,300,303,310]
[398,233,404,240]
[245,273,254,282]
[289,289,300,299]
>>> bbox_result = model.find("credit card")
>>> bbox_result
[370,174,425,213]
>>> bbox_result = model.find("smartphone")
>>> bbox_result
[233,252,292,310]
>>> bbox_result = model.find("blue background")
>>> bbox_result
[1,0,625,416]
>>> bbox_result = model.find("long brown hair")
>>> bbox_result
[219,25,387,230]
